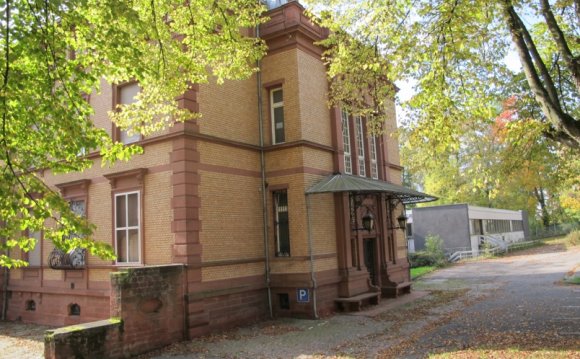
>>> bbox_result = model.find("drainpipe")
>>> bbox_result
[306,195,319,319]
[256,25,273,318]
[1,249,9,321]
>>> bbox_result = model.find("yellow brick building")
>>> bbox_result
[4,1,434,336]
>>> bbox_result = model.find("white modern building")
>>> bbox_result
[407,204,530,255]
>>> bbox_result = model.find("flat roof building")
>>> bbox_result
[408,204,529,255]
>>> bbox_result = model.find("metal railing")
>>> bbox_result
[447,240,539,263]
[48,248,86,269]
[531,222,580,240]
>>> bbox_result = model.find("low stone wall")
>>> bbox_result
[45,264,185,358]
[45,319,123,359]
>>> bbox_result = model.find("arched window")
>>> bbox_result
[69,303,81,316]
[25,300,36,311]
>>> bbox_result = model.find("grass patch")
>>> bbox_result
[430,349,577,358]
[411,266,436,279]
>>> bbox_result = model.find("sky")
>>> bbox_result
[395,49,524,127]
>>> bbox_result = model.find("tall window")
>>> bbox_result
[370,136,378,179]
[270,88,285,144]
[28,230,41,266]
[341,110,352,174]
[273,190,290,257]
[118,83,140,144]
[115,192,141,263]
[354,116,366,177]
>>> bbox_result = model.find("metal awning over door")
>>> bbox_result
[306,173,437,204]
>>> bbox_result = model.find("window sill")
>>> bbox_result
[114,262,144,267]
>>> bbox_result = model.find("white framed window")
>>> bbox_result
[118,83,140,145]
[115,191,141,264]
[370,136,378,179]
[270,88,285,144]
[28,230,42,266]
[273,190,290,257]
[341,110,352,174]
[355,115,366,177]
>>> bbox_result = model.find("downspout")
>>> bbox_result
[256,24,273,318]
[1,249,9,321]
[306,195,319,319]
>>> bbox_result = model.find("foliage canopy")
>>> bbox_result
[306,0,579,150]
[0,0,266,267]
[306,0,579,223]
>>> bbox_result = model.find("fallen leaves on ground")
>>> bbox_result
[430,348,580,359]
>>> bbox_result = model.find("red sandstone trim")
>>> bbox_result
[198,163,261,178]
[264,140,334,153]
[103,168,147,189]
[261,2,329,60]
[266,166,330,178]
[262,79,285,89]
[196,257,265,268]
[271,253,336,261]
[7,285,109,297]
[85,133,334,163]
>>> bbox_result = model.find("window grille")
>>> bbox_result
[341,110,352,174]
[370,136,378,179]
[274,190,290,256]
[354,116,366,177]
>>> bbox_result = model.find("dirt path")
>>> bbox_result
[383,243,580,358]
[0,321,52,359]
[0,242,577,358]
[141,242,579,358]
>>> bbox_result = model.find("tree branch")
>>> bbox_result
[501,0,580,148]
[539,0,580,94]
[514,10,561,111]
[150,0,167,75]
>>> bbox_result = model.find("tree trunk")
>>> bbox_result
[500,0,580,149]
[533,187,550,226]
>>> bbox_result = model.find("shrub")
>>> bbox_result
[408,234,447,268]
[409,252,438,268]
[565,230,580,247]
[425,234,446,266]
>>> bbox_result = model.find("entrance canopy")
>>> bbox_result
[306,174,437,204]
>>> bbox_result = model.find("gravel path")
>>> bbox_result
[1,241,578,358]
[0,321,52,359]
[142,242,579,358]
[392,242,580,358]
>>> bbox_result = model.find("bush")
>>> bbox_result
[409,252,437,267]
[409,234,447,268]
[565,230,580,247]
[425,234,446,264]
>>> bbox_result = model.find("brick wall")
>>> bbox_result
[7,291,109,327]
[109,265,185,354]
[45,319,123,359]
[186,275,268,338]
[296,50,333,147]
[45,264,185,359]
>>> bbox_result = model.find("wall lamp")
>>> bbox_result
[361,212,375,232]
[353,209,375,232]
[388,214,408,231]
